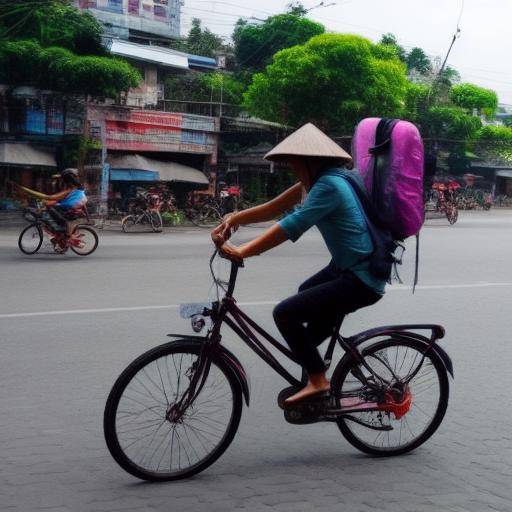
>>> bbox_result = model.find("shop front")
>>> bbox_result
[0,142,57,210]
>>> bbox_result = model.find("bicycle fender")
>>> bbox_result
[167,335,250,406]
[428,343,454,378]
[341,331,454,379]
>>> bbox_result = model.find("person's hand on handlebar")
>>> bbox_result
[211,213,238,246]
[218,241,244,264]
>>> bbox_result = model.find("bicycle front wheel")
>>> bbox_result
[18,223,43,254]
[331,337,449,457]
[70,226,98,256]
[104,341,243,481]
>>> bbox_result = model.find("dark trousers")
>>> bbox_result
[273,262,382,374]
[47,206,67,232]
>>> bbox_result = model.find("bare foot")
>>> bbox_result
[284,380,330,406]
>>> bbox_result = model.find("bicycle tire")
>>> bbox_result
[151,211,163,232]
[70,226,98,256]
[121,215,136,233]
[18,223,43,255]
[446,207,458,225]
[331,337,449,457]
[104,340,243,481]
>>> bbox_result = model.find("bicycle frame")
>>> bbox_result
[169,254,453,414]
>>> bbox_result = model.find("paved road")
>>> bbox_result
[1,211,512,512]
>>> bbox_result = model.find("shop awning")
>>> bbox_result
[110,40,189,70]
[496,170,512,179]
[110,169,158,181]
[108,154,209,185]
[0,142,56,167]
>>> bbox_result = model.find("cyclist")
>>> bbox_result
[212,123,386,406]
[14,168,87,235]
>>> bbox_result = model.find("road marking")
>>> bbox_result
[1,282,511,319]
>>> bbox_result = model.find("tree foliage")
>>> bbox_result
[0,0,141,97]
[186,18,224,58]
[379,33,406,62]
[244,34,408,133]
[233,13,325,70]
[450,83,498,117]
[422,106,482,140]
[0,0,105,55]
[286,2,308,16]
[165,71,244,104]
[406,47,430,74]
[0,39,140,97]
[475,126,512,163]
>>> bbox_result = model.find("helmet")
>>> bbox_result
[60,168,79,178]
[60,168,81,187]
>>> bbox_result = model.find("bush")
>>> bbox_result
[161,211,185,226]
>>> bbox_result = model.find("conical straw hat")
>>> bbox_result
[264,123,351,162]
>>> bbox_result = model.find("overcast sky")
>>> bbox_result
[181,0,512,105]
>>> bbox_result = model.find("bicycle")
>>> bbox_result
[121,205,163,233]
[18,207,98,256]
[104,246,453,481]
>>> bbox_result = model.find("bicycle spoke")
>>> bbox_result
[111,349,235,477]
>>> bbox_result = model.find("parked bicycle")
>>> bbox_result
[18,207,98,256]
[121,194,163,233]
[104,245,453,481]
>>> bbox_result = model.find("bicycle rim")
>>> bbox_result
[104,343,242,481]
[70,227,98,256]
[18,224,43,254]
[332,338,449,455]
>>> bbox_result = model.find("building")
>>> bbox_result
[75,0,181,41]
[87,104,217,210]
[0,86,86,210]
[107,39,216,108]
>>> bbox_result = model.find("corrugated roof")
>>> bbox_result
[0,142,56,167]
[110,40,189,70]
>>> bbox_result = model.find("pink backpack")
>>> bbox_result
[352,118,424,240]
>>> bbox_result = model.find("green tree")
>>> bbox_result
[475,126,512,163]
[450,83,498,117]
[165,71,244,105]
[0,40,140,97]
[233,13,324,70]
[0,0,105,55]
[244,34,408,133]
[186,18,224,58]
[406,47,430,74]
[287,1,308,16]
[379,32,406,62]
[422,106,483,173]
[403,82,431,124]
[0,1,141,97]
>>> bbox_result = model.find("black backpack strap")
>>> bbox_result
[369,118,400,213]
[413,233,420,293]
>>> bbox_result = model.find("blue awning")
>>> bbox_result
[110,169,158,181]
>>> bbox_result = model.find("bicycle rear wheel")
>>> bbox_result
[18,223,43,254]
[331,337,449,456]
[104,341,242,481]
[121,215,137,233]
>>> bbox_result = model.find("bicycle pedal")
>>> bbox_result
[283,395,332,425]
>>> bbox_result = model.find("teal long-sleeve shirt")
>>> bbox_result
[278,168,386,295]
